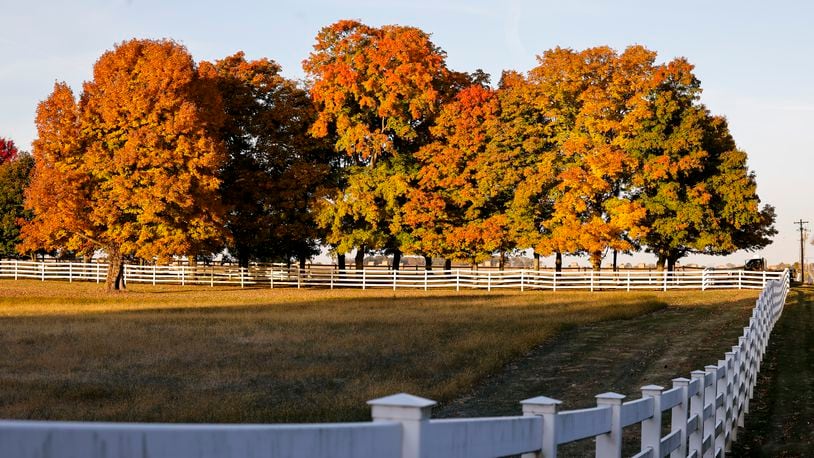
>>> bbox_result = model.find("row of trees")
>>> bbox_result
[1,20,775,290]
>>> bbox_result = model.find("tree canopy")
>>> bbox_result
[13,23,776,280]
[21,39,227,290]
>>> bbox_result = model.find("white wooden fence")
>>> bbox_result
[0,260,784,291]
[0,270,790,457]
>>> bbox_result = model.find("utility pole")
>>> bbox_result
[795,220,809,283]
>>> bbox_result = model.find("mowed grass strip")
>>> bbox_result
[0,280,756,423]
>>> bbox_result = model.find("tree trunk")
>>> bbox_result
[656,255,666,271]
[533,252,540,271]
[555,251,562,273]
[238,252,250,270]
[612,249,618,272]
[498,251,506,271]
[424,255,433,271]
[391,248,402,271]
[443,258,452,271]
[355,245,366,270]
[471,261,479,271]
[590,251,602,271]
[188,254,197,281]
[337,253,346,271]
[298,254,306,271]
[666,253,679,272]
[105,249,125,292]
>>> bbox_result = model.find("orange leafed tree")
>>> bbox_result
[528,46,653,270]
[405,83,519,268]
[21,39,226,290]
[304,20,462,268]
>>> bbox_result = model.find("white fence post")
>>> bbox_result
[724,351,737,450]
[40,262,45,281]
[68,263,72,283]
[393,269,397,291]
[520,270,524,292]
[424,270,428,291]
[455,269,460,292]
[521,396,561,458]
[14,260,18,280]
[96,263,100,283]
[703,365,718,457]
[368,393,436,458]
[689,370,706,457]
[362,269,366,290]
[590,270,594,292]
[663,269,668,291]
[487,271,492,292]
[640,385,663,457]
[595,392,625,458]
[671,377,690,458]
[713,361,726,455]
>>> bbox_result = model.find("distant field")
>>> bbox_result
[0,280,758,423]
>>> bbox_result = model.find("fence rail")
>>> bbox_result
[0,260,783,291]
[0,270,790,457]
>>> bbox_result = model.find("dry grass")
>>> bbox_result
[0,280,757,423]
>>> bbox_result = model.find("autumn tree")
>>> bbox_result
[21,39,226,290]
[627,59,775,270]
[0,152,34,258]
[405,82,523,269]
[0,137,19,164]
[200,52,334,269]
[304,19,464,270]
[523,46,655,270]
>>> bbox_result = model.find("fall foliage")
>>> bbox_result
[304,20,469,269]
[0,137,19,164]
[21,39,226,290]
[13,23,776,279]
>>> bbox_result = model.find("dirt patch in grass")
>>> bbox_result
[0,280,756,425]
[729,286,814,457]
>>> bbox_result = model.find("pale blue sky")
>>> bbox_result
[1,0,812,266]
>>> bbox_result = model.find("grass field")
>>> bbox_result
[0,280,759,424]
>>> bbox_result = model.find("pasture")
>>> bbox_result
[0,280,759,424]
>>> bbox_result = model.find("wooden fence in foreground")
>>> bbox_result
[0,271,790,457]
[0,260,784,291]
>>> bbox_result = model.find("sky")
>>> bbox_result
[1,0,812,267]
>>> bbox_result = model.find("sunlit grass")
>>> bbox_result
[0,280,758,423]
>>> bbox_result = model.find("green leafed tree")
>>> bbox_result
[0,152,34,258]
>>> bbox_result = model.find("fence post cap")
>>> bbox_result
[521,395,562,415]
[367,393,436,408]
[368,393,436,421]
[595,392,626,405]
[641,385,664,395]
[671,377,690,386]
[521,395,562,406]
[704,364,718,371]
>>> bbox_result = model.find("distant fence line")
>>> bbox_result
[0,260,785,291]
[0,271,790,458]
